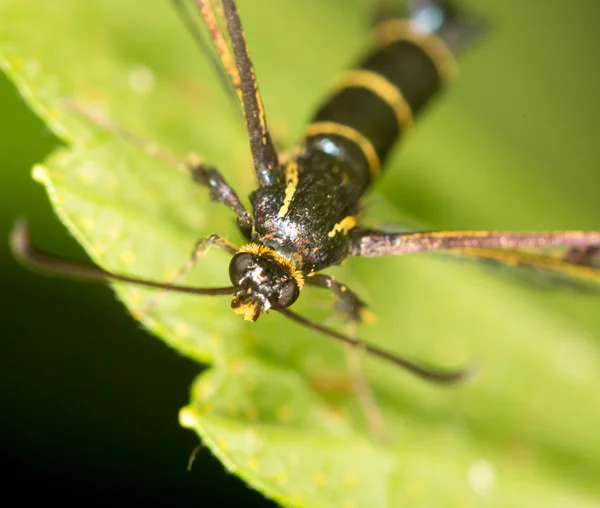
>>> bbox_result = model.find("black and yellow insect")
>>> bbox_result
[11,0,600,383]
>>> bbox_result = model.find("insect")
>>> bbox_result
[10,0,600,388]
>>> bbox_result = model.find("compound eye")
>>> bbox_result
[229,253,254,285]
[277,279,299,308]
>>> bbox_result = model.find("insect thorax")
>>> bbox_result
[250,147,365,273]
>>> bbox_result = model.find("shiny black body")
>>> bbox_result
[249,0,477,276]
[251,150,362,272]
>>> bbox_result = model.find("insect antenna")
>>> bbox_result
[10,219,239,296]
[277,308,474,383]
[186,443,204,472]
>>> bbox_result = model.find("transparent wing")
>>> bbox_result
[446,245,600,293]
[361,223,600,292]
[171,0,244,120]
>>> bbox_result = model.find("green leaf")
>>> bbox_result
[2,0,600,506]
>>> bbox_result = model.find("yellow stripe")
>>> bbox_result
[333,70,413,131]
[451,248,600,282]
[327,216,358,238]
[374,19,458,82]
[304,121,381,178]
[405,230,600,242]
[238,243,305,289]
[278,161,299,218]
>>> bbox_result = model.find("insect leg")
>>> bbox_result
[135,233,239,318]
[343,321,387,443]
[63,101,253,238]
[306,274,386,442]
[306,273,369,323]
[188,155,253,238]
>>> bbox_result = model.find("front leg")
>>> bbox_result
[306,273,369,323]
[188,155,253,238]
[135,233,239,319]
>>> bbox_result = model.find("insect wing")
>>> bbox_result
[446,245,600,292]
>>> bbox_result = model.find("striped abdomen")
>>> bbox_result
[303,0,482,189]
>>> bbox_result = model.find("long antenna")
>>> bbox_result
[277,307,475,383]
[10,219,238,296]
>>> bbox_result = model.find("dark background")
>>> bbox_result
[2,0,600,506]
[0,73,274,505]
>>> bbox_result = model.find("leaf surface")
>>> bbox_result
[2,1,600,506]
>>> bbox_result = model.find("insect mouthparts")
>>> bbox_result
[231,290,269,322]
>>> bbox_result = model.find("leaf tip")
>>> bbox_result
[179,406,197,429]
[31,164,49,184]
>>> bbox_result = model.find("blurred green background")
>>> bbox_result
[1,0,599,506]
